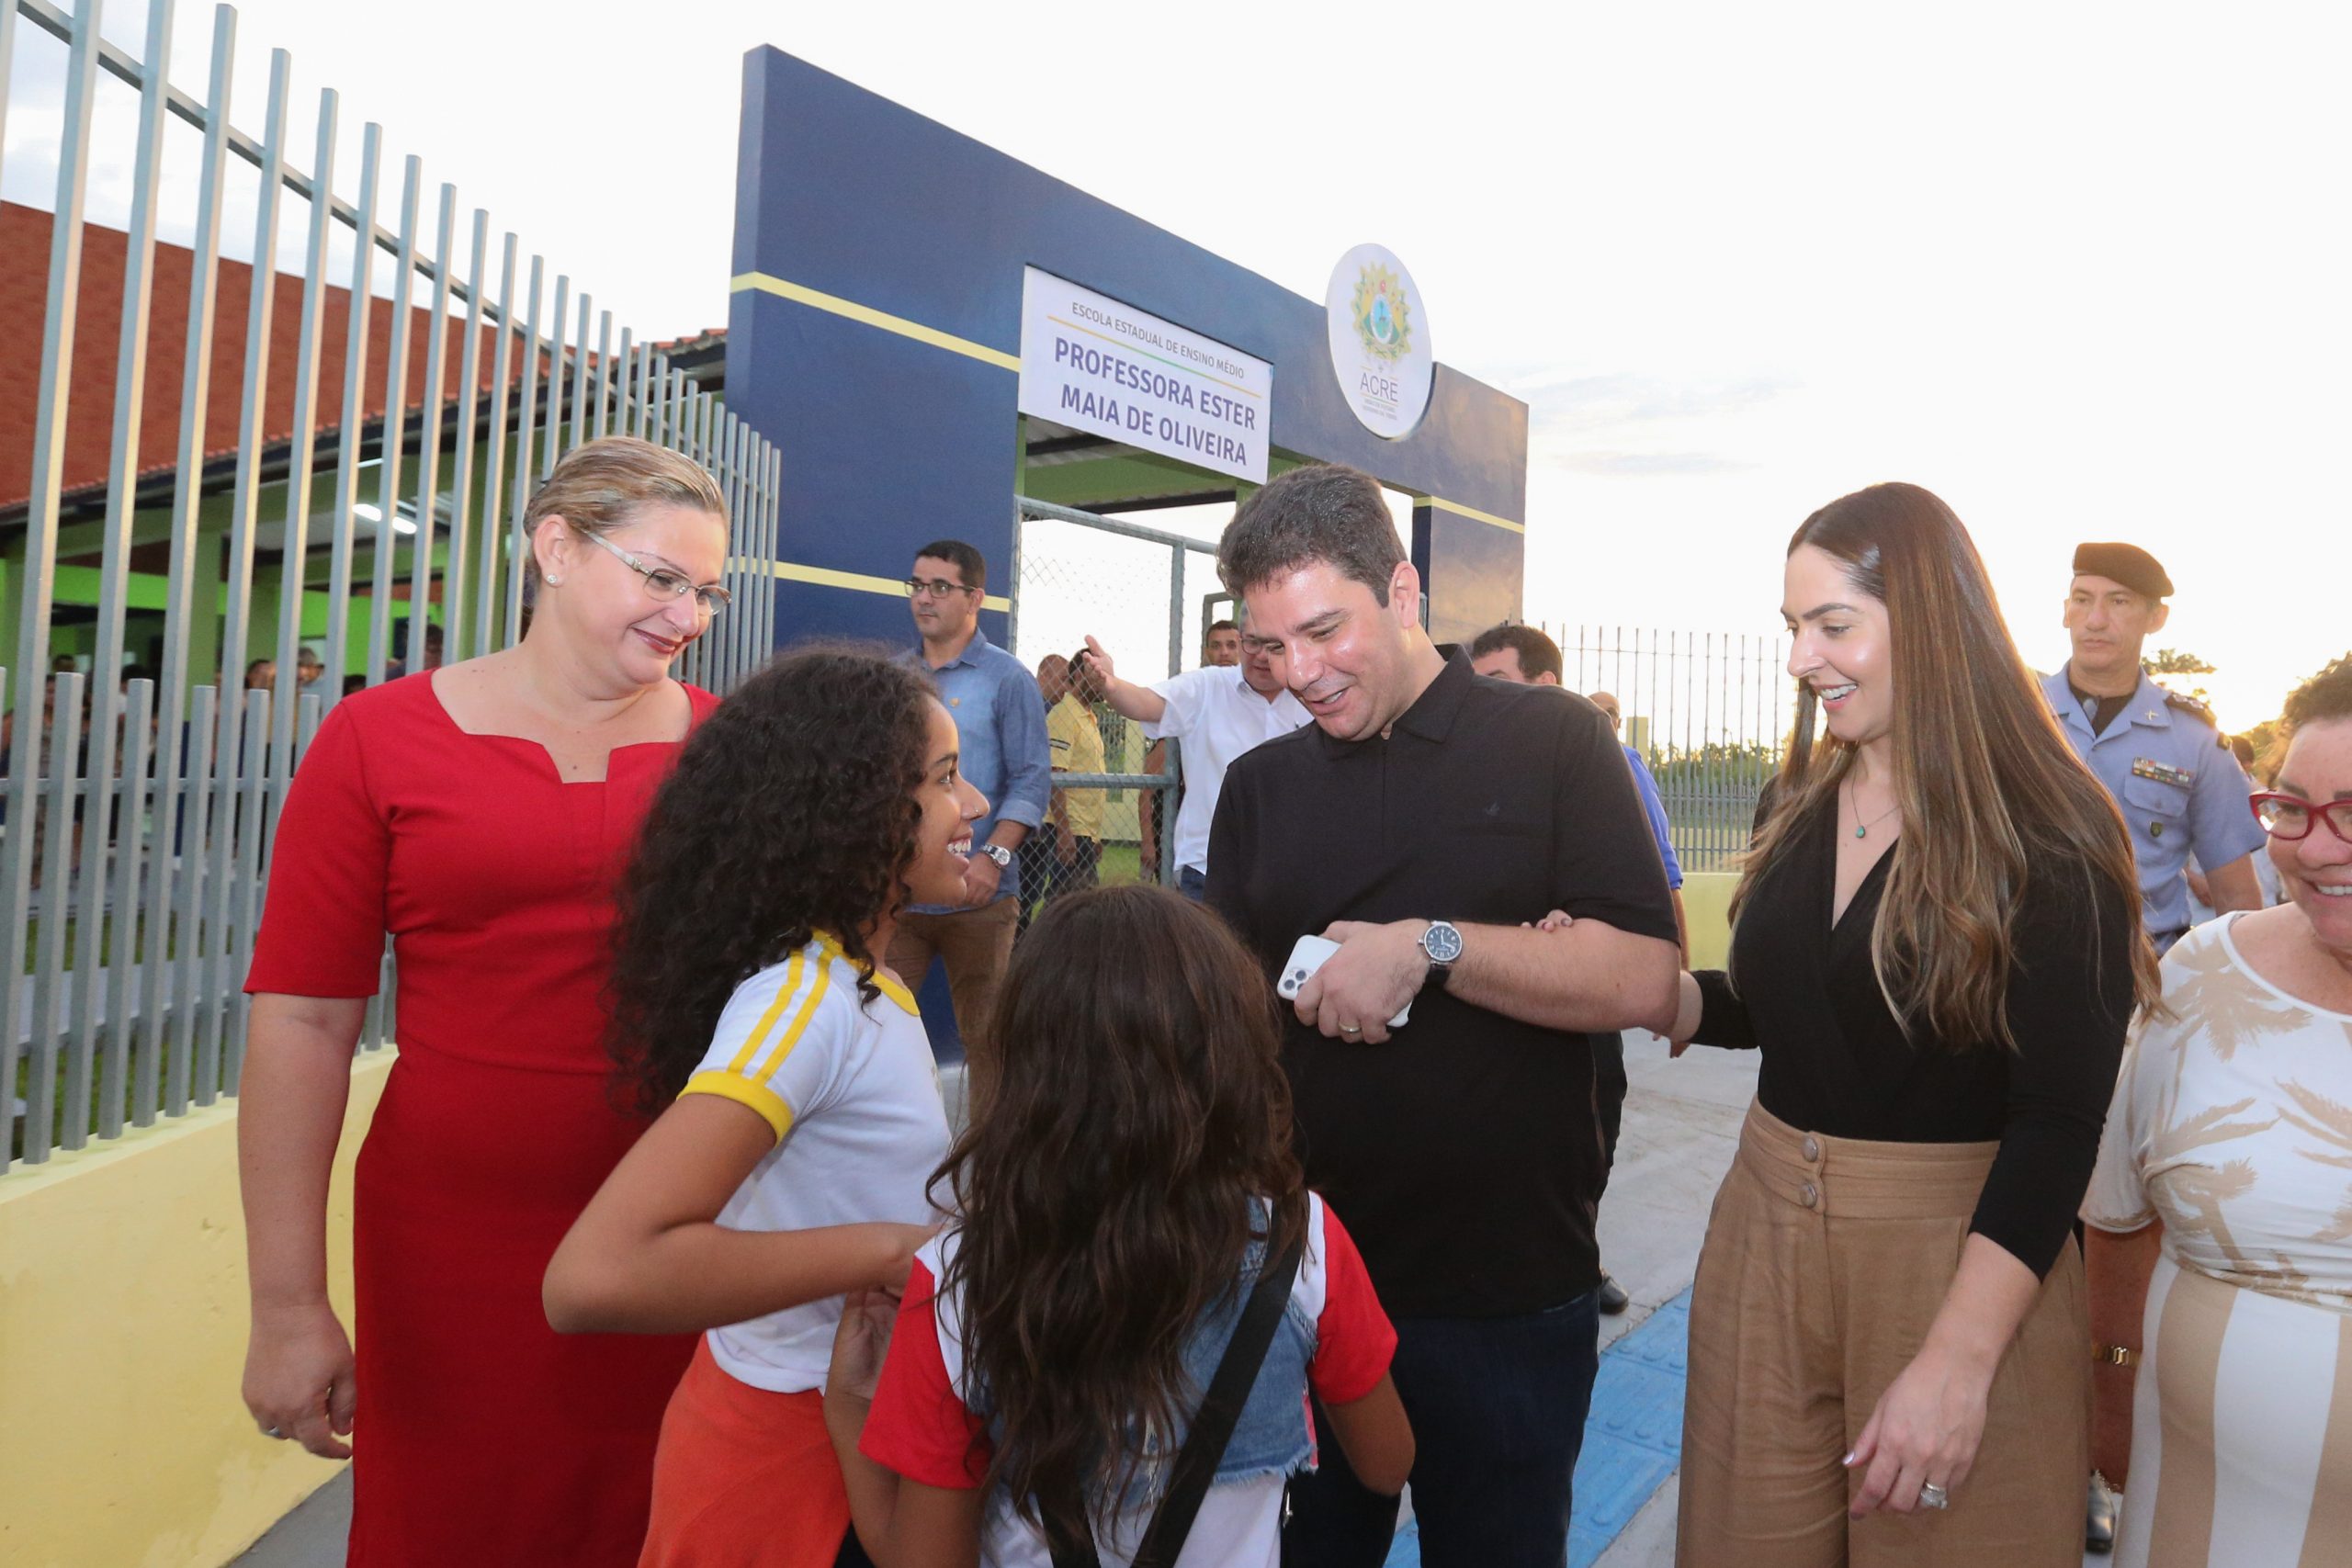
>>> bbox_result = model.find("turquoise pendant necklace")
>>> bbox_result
[1847,778,1901,840]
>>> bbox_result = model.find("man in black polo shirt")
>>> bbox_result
[1206,465,1679,1568]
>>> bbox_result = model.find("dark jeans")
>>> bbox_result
[1014,833,1059,934]
[1177,863,1208,900]
[1593,1031,1626,1192]
[1283,1293,1600,1568]
[1015,829,1102,932]
[1049,834,1102,901]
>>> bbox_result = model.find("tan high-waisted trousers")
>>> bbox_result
[1676,1100,2089,1567]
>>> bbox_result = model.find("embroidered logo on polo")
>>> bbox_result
[2132,758,2193,789]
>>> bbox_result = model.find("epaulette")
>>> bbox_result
[2161,690,2220,732]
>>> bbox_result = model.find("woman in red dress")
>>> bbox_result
[238,434,732,1565]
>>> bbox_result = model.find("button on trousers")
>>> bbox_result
[1677,1100,2089,1566]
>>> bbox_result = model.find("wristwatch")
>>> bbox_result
[1419,919,1464,975]
[978,843,1012,869]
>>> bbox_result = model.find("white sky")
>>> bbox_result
[6,0,2346,730]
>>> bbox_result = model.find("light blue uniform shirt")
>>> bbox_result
[904,626,1051,909]
[2041,667,2266,945]
[1623,744,1684,890]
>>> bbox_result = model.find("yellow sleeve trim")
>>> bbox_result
[725,951,806,1077]
[752,961,833,1085]
[681,1070,795,1144]
[871,970,919,1017]
[813,931,920,1017]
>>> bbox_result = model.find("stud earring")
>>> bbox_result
[545,574,561,585]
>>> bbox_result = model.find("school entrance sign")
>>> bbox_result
[725,48,1528,651]
[1018,270,1271,485]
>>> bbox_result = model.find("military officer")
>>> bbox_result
[2043,541,2267,954]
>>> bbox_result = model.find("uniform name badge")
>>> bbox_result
[2132,758,2193,790]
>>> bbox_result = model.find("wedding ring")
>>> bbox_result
[1340,1023,1361,1034]
[1918,1481,1949,1510]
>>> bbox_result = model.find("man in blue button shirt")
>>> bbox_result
[885,539,1051,1078]
[2043,542,2266,955]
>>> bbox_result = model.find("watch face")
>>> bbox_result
[1425,921,1464,964]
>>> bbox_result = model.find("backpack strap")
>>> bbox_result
[1044,1232,1307,1568]
[1131,1233,1306,1568]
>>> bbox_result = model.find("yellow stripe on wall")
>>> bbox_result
[1430,496,1526,534]
[729,271,1022,372]
[766,559,1012,615]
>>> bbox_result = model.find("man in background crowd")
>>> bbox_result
[1139,618,1242,869]
[1202,617,1241,667]
[892,539,1050,1075]
[1083,609,1307,901]
[1470,621,1688,1317]
[1042,649,1107,901]
[2044,542,2266,953]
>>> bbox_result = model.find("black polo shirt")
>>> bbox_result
[1206,654,1679,1317]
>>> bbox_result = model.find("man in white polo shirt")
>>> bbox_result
[1082,614,1309,900]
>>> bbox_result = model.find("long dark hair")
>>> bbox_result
[607,646,934,1114]
[938,886,1307,1553]
[1740,482,2162,1043]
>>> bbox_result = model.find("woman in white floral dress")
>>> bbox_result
[2085,653,2352,1568]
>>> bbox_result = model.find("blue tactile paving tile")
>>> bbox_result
[1381,1288,1692,1568]
[1567,1291,1690,1567]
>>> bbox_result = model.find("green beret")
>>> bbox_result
[2072,542,2173,601]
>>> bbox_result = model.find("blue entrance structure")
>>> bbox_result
[723,48,1529,646]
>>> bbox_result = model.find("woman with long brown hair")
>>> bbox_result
[1659,481,2161,1565]
[822,886,1415,1567]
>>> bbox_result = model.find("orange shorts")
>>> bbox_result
[639,1337,852,1568]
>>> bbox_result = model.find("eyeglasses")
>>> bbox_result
[580,531,729,617]
[2249,793,2352,844]
[905,577,979,600]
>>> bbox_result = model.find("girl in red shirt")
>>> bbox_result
[825,886,1416,1568]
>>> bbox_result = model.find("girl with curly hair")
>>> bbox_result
[544,645,984,1568]
[823,885,1415,1567]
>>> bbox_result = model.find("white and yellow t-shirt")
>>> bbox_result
[679,932,951,1393]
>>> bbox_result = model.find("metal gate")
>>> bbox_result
[2,0,781,1167]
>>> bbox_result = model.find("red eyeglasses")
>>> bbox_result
[2249,793,2352,843]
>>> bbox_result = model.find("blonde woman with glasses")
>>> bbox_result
[238,436,730,1566]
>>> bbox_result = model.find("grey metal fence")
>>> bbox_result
[1007,495,1217,906]
[1544,624,1792,873]
[2,0,779,1168]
